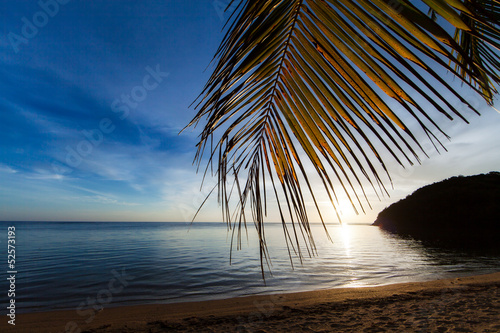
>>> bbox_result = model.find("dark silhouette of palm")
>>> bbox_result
[186,0,500,276]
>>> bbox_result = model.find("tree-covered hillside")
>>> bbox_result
[373,172,500,247]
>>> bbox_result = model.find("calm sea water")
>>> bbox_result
[2,221,500,313]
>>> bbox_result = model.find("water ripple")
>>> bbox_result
[3,222,500,313]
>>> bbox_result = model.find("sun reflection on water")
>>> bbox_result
[338,223,363,286]
[339,223,352,255]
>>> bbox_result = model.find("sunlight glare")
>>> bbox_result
[339,222,352,255]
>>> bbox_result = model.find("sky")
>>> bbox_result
[1,1,499,224]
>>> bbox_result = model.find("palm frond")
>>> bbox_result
[186,0,500,276]
[453,0,500,99]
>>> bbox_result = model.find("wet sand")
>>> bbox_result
[2,272,500,332]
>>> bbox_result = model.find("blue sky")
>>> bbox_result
[1,1,499,223]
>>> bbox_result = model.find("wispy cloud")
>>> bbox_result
[67,195,141,207]
[0,164,17,174]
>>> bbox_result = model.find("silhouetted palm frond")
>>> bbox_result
[186,0,500,277]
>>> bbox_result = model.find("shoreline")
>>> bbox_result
[3,272,500,332]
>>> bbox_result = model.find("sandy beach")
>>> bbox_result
[3,272,500,333]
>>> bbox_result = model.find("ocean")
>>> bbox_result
[2,221,500,314]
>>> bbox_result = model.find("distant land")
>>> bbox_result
[373,172,500,248]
